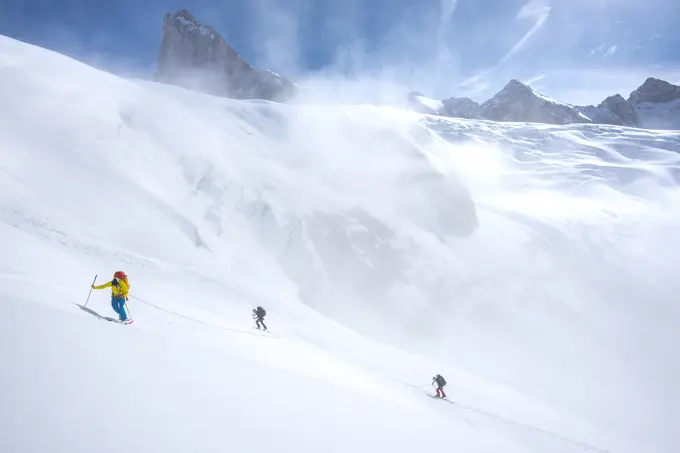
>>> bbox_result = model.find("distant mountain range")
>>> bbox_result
[155,9,680,130]
[409,77,680,130]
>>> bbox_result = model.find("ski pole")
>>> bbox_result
[124,298,133,320]
[84,274,98,308]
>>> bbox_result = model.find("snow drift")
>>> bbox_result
[1,35,680,453]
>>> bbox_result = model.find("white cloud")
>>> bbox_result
[457,68,496,96]
[538,66,680,105]
[500,0,552,64]
[603,45,618,58]
[456,1,551,97]
[516,0,551,19]
[589,44,605,56]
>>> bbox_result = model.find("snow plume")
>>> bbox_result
[246,0,305,77]
[222,0,467,104]
[523,74,547,85]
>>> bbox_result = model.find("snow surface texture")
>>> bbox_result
[1,35,680,453]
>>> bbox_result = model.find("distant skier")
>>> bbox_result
[252,306,267,331]
[432,374,447,398]
[92,271,132,324]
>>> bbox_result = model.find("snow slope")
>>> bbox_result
[1,35,680,453]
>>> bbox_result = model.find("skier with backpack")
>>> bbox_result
[432,374,447,398]
[252,306,267,331]
[92,271,132,324]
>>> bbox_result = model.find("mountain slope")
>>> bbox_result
[1,35,679,453]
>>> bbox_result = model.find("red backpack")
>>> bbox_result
[113,271,130,288]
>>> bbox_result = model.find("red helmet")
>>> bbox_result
[113,271,126,280]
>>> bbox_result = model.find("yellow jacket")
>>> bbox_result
[93,279,129,299]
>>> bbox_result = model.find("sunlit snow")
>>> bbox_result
[1,35,679,453]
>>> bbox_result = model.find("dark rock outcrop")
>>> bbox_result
[626,78,680,129]
[579,94,640,127]
[440,97,483,119]
[629,78,680,105]
[155,9,295,101]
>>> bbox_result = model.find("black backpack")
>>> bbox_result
[257,306,266,317]
[437,375,446,386]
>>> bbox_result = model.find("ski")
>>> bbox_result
[103,317,134,325]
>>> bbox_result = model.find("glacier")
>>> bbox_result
[1,34,679,453]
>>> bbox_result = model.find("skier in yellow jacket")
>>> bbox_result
[92,271,131,324]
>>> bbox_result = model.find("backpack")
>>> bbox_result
[438,375,447,386]
[114,271,130,289]
[257,306,266,317]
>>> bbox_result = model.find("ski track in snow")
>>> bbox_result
[0,34,679,453]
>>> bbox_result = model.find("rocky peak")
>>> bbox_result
[481,79,590,125]
[155,9,295,101]
[600,94,639,125]
[602,93,626,105]
[482,80,532,107]
[167,9,217,38]
[628,77,680,105]
[503,79,534,95]
[440,97,482,119]
[577,94,638,127]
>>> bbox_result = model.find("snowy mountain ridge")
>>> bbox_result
[481,79,591,125]
[1,34,680,453]
[412,77,680,130]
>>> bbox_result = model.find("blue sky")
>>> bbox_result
[1,0,679,104]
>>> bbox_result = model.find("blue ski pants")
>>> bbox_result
[111,297,128,321]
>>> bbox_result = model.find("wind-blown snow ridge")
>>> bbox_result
[1,35,679,453]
